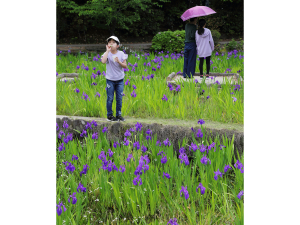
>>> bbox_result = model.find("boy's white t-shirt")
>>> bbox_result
[101,50,128,81]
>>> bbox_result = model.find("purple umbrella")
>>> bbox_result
[181,6,216,21]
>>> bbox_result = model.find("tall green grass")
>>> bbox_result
[56,122,244,224]
[57,51,244,124]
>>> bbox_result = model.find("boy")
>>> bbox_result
[101,36,128,122]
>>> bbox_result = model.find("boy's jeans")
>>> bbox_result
[106,78,124,117]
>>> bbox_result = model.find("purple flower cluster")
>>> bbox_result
[179,147,189,166]
[135,122,142,132]
[77,183,86,193]
[133,155,150,185]
[196,183,206,195]
[81,92,90,101]
[167,218,178,225]
[234,160,244,173]
[64,161,76,173]
[56,202,67,216]
[98,151,119,172]
[68,192,77,204]
[180,186,189,200]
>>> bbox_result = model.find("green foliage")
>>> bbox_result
[211,30,221,45]
[226,39,244,51]
[150,30,185,52]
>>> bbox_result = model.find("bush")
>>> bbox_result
[211,30,221,46]
[150,30,185,53]
[226,39,244,51]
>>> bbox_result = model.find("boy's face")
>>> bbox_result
[107,39,119,50]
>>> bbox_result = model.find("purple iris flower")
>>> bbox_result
[56,202,67,216]
[146,135,152,141]
[133,175,142,186]
[234,84,240,91]
[232,97,237,102]
[92,132,98,139]
[56,123,59,131]
[124,129,131,137]
[163,172,171,179]
[199,144,206,153]
[80,129,87,137]
[79,164,89,176]
[167,218,178,225]
[58,142,65,151]
[157,150,165,156]
[85,66,89,71]
[72,155,78,161]
[63,121,69,129]
[81,92,90,101]
[178,153,190,166]
[162,94,168,101]
[75,88,80,93]
[132,84,136,89]
[200,155,211,165]
[119,165,125,173]
[125,79,130,85]
[131,90,137,97]
[77,183,86,193]
[152,67,156,71]
[194,79,198,83]
[224,164,232,173]
[108,149,114,157]
[97,70,101,75]
[142,145,147,153]
[156,140,161,146]
[58,130,65,139]
[68,192,77,204]
[198,119,205,125]
[237,190,244,199]
[180,186,189,200]
[230,92,234,94]
[102,127,108,133]
[219,145,226,150]
[214,80,220,85]
[123,138,129,146]
[163,138,171,146]
[234,160,243,170]
[126,153,133,162]
[63,133,73,144]
[135,122,142,131]
[102,71,106,76]
[161,156,167,164]
[206,95,210,100]
[91,82,97,86]
[190,143,198,152]
[65,162,76,173]
[196,129,203,138]
[133,141,140,150]
[176,85,181,92]
[95,92,101,97]
[196,183,206,195]
[179,147,185,154]
[214,169,223,180]
[91,73,97,79]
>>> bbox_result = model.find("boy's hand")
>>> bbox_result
[114,56,120,63]
[106,45,111,52]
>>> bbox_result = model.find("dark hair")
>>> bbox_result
[107,38,119,45]
[190,17,197,23]
[197,19,206,35]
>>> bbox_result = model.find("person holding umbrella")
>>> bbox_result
[195,18,214,78]
[182,17,198,78]
[181,6,216,78]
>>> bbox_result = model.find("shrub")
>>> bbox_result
[211,30,221,46]
[150,30,185,53]
[226,39,244,51]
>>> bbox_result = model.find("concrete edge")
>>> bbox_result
[56,115,244,158]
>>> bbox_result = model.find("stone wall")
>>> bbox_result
[56,116,244,159]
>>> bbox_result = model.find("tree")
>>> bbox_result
[60,0,170,36]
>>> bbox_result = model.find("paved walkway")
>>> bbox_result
[56,41,236,52]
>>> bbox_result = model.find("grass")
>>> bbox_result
[56,120,244,224]
[56,50,244,124]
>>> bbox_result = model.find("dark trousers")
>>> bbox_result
[199,56,211,75]
[183,42,197,78]
[106,79,124,117]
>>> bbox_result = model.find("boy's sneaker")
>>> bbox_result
[107,115,118,122]
[116,115,125,122]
